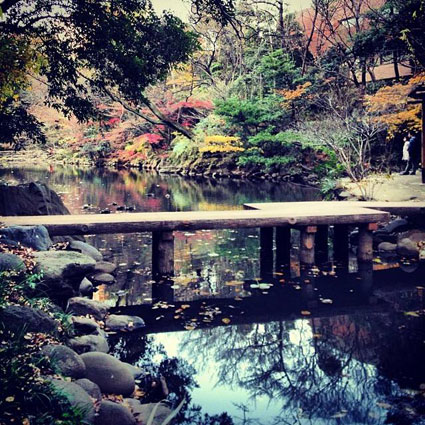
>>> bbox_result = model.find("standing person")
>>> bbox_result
[400,136,410,174]
[401,133,421,175]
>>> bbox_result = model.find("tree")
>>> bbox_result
[0,0,235,143]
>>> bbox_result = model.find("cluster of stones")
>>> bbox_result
[0,225,173,425]
[373,218,425,259]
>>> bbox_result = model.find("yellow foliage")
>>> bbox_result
[200,135,245,153]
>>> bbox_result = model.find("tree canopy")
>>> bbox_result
[0,0,235,143]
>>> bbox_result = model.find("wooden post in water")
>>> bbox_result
[315,225,329,264]
[260,227,274,278]
[152,231,174,281]
[299,226,317,266]
[275,227,291,272]
[357,223,376,263]
[333,224,349,264]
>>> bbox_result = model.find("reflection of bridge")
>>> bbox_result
[113,263,424,334]
[1,201,424,279]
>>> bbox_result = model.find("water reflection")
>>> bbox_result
[0,165,320,306]
[111,273,425,425]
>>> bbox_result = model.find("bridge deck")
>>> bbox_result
[0,205,389,236]
[244,201,425,215]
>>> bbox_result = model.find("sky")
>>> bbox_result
[152,0,313,20]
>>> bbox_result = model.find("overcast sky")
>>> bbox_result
[152,0,312,20]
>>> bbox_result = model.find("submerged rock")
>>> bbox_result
[0,225,52,250]
[377,242,397,252]
[80,352,135,396]
[397,238,419,257]
[105,314,145,332]
[95,400,136,425]
[41,345,86,379]
[67,297,109,320]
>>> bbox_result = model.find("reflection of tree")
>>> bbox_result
[111,333,234,425]
[179,317,406,425]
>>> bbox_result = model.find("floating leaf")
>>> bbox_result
[321,298,333,304]
[331,411,347,419]
[222,318,231,324]
[301,310,311,316]
[376,402,392,409]
[404,311,420,317]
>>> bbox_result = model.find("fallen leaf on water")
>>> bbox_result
[181,304,190,310]
[222,318,231,324]
[5,396,14,402]
[184,325,196,330]
[301,310,311,316]
[331,411,347,419]
[321,299,333,304]
[404,311,420,317]
[376,402,392,409]
[225,280,244,286]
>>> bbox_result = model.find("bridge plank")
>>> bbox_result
[0,206,389,236]
[244,201,425,215]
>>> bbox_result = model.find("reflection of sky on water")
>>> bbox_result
[150,318,401,425]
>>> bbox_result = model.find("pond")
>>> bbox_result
[1,165,425,425]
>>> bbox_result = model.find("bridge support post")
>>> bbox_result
[152,230,174,281]
[358,223,376,263]
[299,226,317,266]
[333,224,349,265]
[275,227,291,272]
[260,227,274,278]
[315,225,329,264]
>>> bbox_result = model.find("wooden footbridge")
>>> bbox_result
[1,201,424,279]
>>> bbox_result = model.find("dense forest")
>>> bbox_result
[1,0,425,190]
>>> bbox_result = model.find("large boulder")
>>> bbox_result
[67,334,109,354]
[68,241,103,262]
[80,352,135,396]
[34,251,96,281]
[0,182,70,216]
[0,253,26,272]
[41,345,86,379]
[74,378,102,402]
[50,379,95,424]
[95,400,136,425]
[0,225,52,251]
[0,305,56,333]
[105,315,145,332]
[67,297,109,320]
[397,238,419,257]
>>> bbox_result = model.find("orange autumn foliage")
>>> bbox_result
[365,74,424,138]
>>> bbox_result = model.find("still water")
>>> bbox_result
[1,165,425,425]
